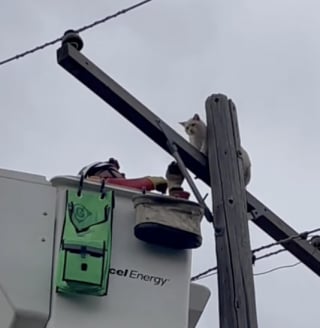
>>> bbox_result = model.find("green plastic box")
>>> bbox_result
[56,188,114,296]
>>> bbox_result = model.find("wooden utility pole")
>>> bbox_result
[206,95,258,327]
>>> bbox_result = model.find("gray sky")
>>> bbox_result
[1,0,320,326]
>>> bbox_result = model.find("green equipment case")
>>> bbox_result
[55,188,114,296]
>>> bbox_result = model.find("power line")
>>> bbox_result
[192,261,301,282]
[252,233,319,263]
[254,262,300,276]
[191,266,217,282]
[252,227,320,255]
[190,249,280,281]
[252,229,319,264]
[191,227,320,282]
[192,270,218,282]
[0,0,153,67]
[253,248,287,263]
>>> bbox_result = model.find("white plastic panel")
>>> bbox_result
[188,283,211,328]
[49,176,192,328]
[0,169,56,328]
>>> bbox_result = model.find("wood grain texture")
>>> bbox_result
[206,94,258,328]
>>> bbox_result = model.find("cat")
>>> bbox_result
[179,114,208,154]
[180,114,251,186]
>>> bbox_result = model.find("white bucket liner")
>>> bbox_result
[132,194,204,249]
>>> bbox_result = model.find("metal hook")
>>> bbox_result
[100,179,106,199]
[77,174,84,197]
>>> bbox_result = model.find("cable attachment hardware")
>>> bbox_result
[310,235,320,250]
[62,30,84,51]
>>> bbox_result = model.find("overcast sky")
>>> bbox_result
[1,0,320,327]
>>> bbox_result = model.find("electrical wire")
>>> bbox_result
[193,270,218,282]
[253,248,287,262]
[254,262,300,276]
[0,0,153,67]
[191,226,320,282]
[190,248,279,281]
[192,260,301,282]
[191,246,287,281]
[191,266,217,282]
[252,227,320,254]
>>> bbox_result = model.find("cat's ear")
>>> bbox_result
[193,114,200,121]
[179,121,187,127]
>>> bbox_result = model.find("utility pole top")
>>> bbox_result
[206,94,258,327]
